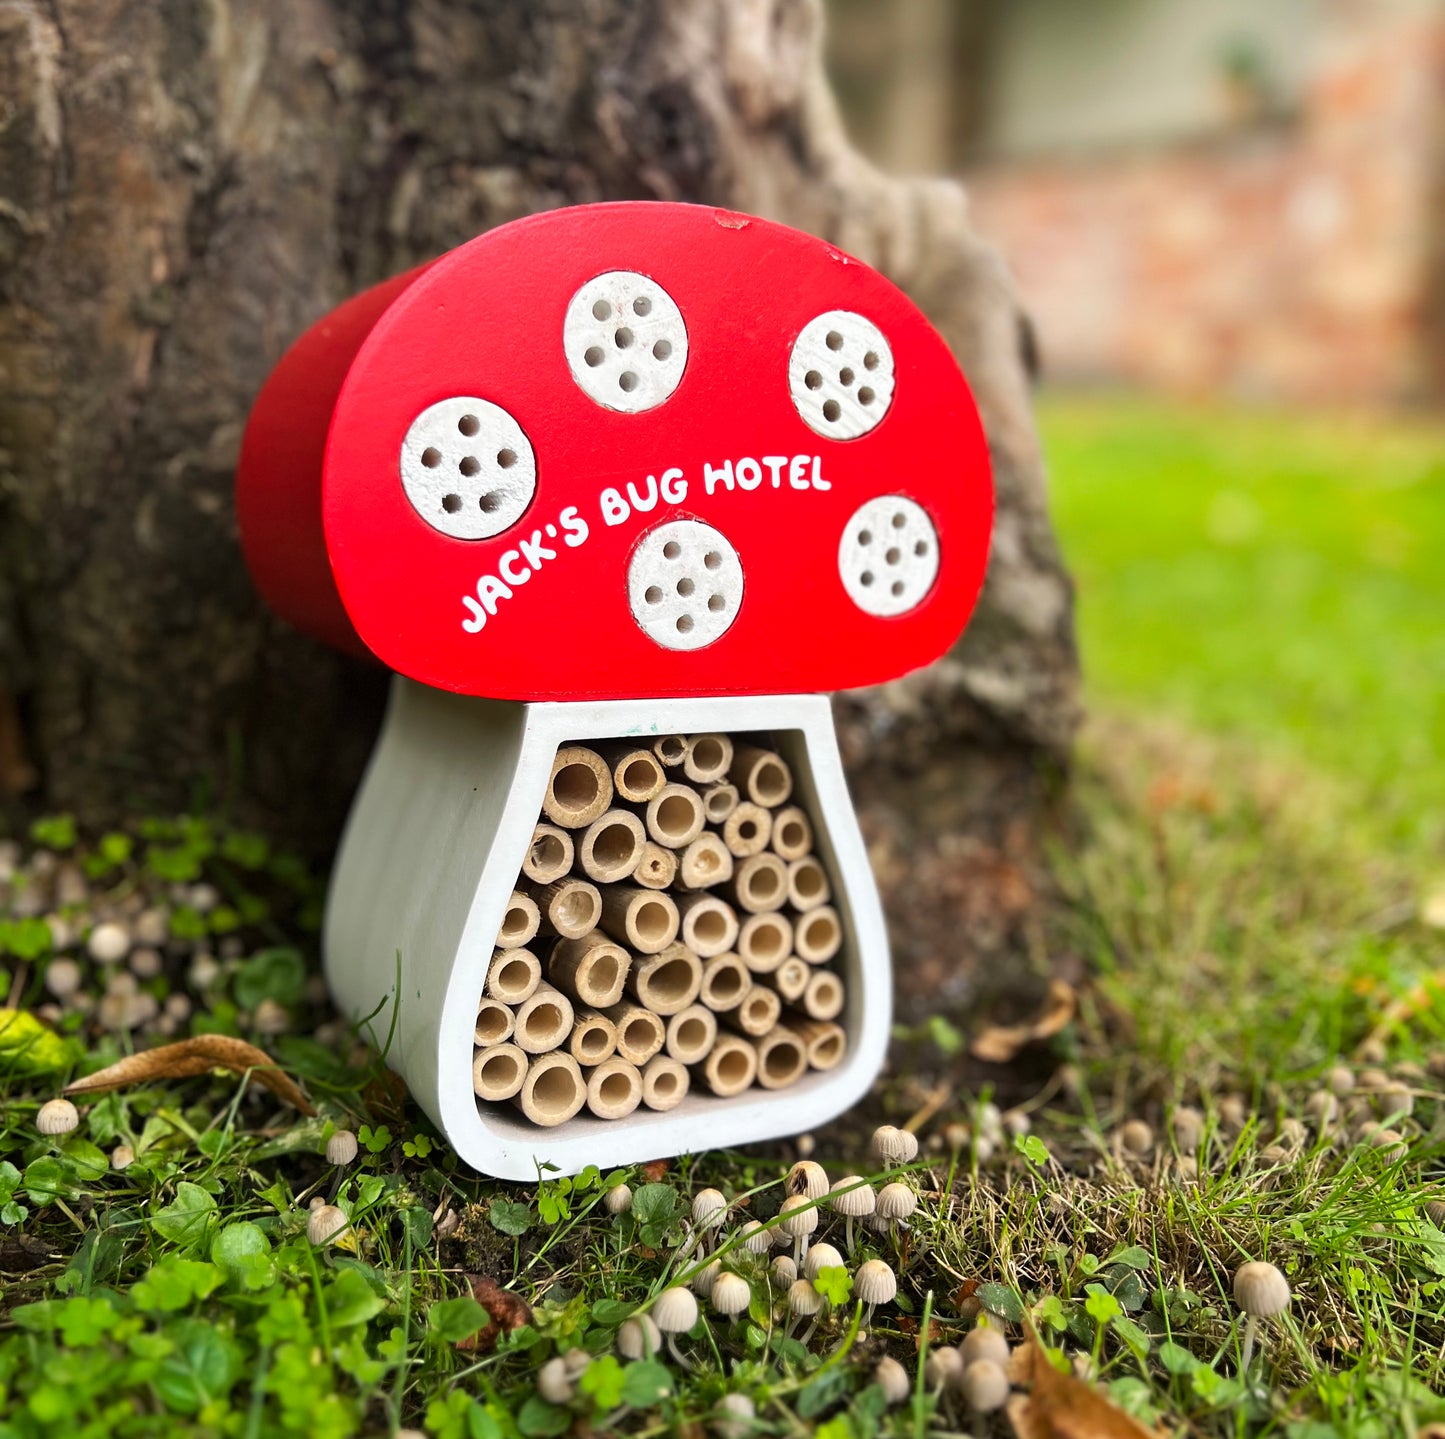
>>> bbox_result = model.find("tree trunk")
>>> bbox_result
[0,0,1078,1017]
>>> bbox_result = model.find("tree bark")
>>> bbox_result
[0,0,1078,1015]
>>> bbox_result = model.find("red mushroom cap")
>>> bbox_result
[237,202,992,699]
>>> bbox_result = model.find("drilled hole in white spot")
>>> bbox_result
[565,271,688,413]
[789,311,895,439]
[628,519,744,652]
[400,397,536,540]
[839,495,939,617]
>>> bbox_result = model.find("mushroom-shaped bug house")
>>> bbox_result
[237,203,993,1178]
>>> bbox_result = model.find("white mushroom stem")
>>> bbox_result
[667,1333,691,1369]
[1240,1314,1260,1372]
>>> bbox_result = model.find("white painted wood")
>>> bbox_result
[325,677,891,1179]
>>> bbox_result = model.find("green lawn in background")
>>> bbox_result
[1038,393,1445,858]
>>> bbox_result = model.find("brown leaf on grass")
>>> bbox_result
[971,979,1077,1065]
[64,1036,316,1115]
[456,1275,534,1353]
[362,1065,410,1123]
[642,1158,669,1182]
[1007,1327,1163,1439]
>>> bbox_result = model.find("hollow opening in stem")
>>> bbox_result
[553,763,599,812]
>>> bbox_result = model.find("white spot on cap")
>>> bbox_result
[788,311,895,440]
[628,520,743,651]
[565,272,688,413]
[839,496,938,617]
[399,397,536,540]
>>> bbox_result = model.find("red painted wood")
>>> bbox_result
[237,202,993,699]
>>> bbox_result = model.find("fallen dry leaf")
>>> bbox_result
[643,1158,670,1182]
[1007,1327,1163,1439]
[457,1275,534,1353]
[971,979,1077,1065]
[65,1036,315,1115]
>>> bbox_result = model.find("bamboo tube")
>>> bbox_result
[514,981,575,1054]
[528,877,603,939]
[724,853,788,913]
[700,782,739,824]
[514,1051,587,1127]
[605,1003,666,1066]
[737,912,792,974]
[652,735,688,768]
[665,1004,717,1065]
[794,905,842,964]
[695,1034,757,1097]
[597,743,667,803]
[643,783,706,848]
[486,948,541,1004]
[523,823,574,884]
[729,744,793,807]
[543,746,613,828]
[682,733,733,784]
[472,1043,528,1102]
[585,1057,643,1121]
[640,1054,690,1111]
[549,931,630,1009]
[627,942,703,1015]
[474,998,516,1048]
[724,984,782,1037]
[699,952,751,1011]
[770,806,813,861]
[721,802,772,858]
[569,1008,618,1066]
[675,893,739,959]
[632,841,679,891]
[599,886,679,955]
[787,855,830,912]
[799,969,844,1021]
[495,891,540,949]
[676,833,733,891]
[791,1018,847,1071]
[577,809,647,883]
[753,1026,809,1089]
[771,956,810,1004]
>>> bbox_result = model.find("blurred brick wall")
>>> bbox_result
[964,2,1445,405]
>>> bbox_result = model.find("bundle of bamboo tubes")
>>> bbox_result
[471,732,849,1127]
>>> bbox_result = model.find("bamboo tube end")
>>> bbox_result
[640,1055,690,1111]
[496,891,541,948]
[569,1009,619,1066]
[516,1052,586,1126]
[523,824,574,884]
[787,855,830,911]
[795,905,842,964]
[730,745,794,808]
[487,948,542,1005]
[629,942,703,1016]
[677,894,739,959]
[792,1019,847,1071]
[700,782,739,823]
[677,833,733,890]
[682,733,733,784]
[579,810,646,883]
[633,841,678,890]
[802,969,845,1021]
[773,956,811,1004]
[515,982,575,1054]
[730,984,782,1037]
[606,746,666,803]
[729,852,788,913]
[646,784,706,849]
[585,1058,644,1121]
[474,998,516,1047]
[652,734,687,767]
[699,953,750,1011]
[550,931,630,1009]
[544,746,613,828]
[754,1027,808,1090]
[697,1035,757,1097]
[605,1003,667,1066]
[665,1003,718,1065]
[738,912,792,973]
[722,802,772,858]
[601,886,679,954]
[473,1043,528,1102]
[771,806,813,861]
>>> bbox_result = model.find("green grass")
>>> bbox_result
[3,398,1445,1435]
[1041,394,1445,856]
